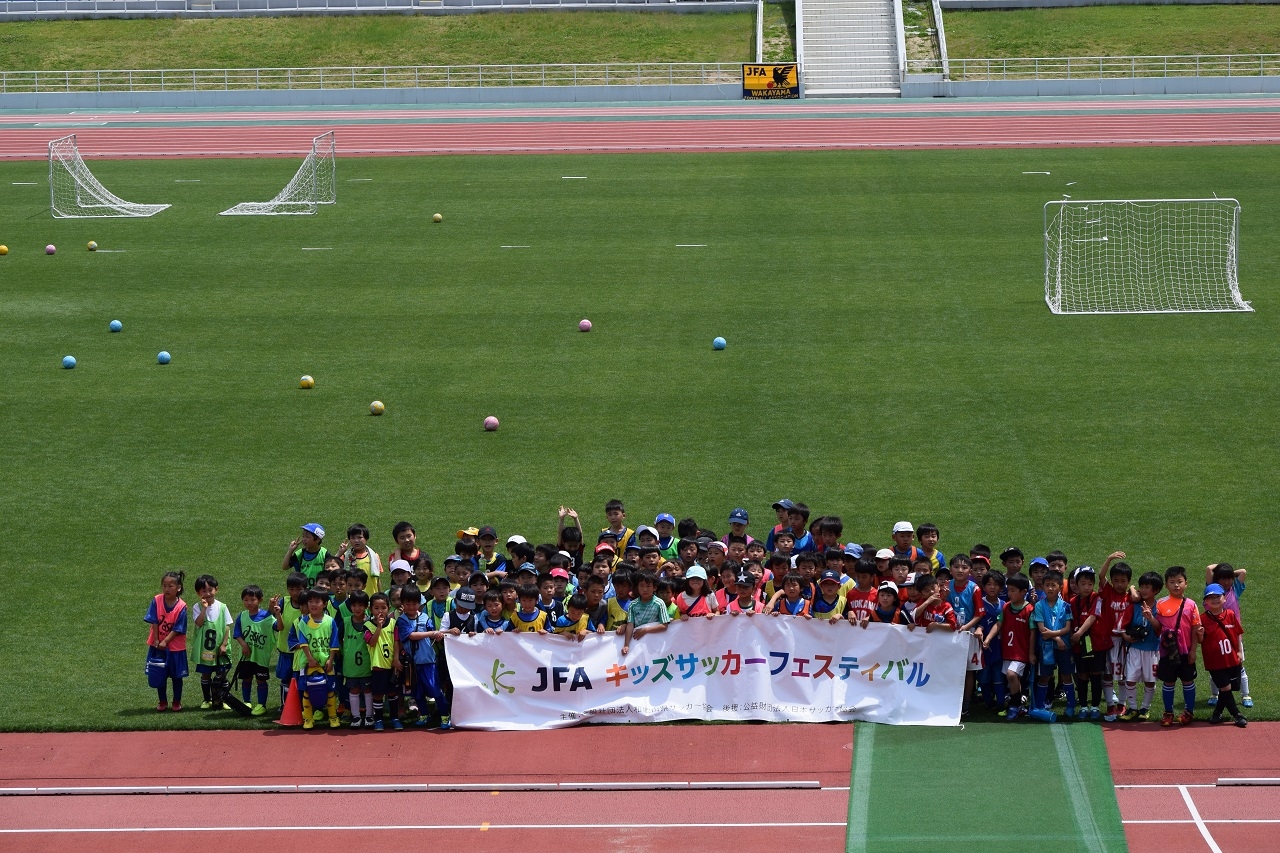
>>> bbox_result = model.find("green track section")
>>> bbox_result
[847,721,1127,853]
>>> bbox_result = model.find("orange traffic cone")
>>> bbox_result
[275,684,303,727]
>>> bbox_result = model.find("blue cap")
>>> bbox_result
[772,499,795,511]
[655,513,676,526]
[728,508,749,525]
[685,566,708,581]
[843,543,864,559]
[1029,556,1049,568]
[818,569,841,584]
[1204,584,1226,598]
[301,523,325,539]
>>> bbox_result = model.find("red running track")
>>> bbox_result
[1107,722,1280,853]
[0,725,853,852]
[3,105,1280,158]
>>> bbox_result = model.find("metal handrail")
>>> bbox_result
[0,62,744,92]
[906,53,1280,80]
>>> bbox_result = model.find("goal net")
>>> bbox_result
[1044,198,1251,314]
[48,134,170,219]
[219,132,336,216]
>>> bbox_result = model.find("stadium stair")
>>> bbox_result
[799,0,900,96]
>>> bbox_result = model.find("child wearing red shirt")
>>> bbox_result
[913,574,958,632]
[1201,584,1246,727]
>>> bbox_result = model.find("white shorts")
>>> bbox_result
[967,634,984,672]
[1125,648,1158,684]
[1002,660,1028,678]
[1106,645,1126,681]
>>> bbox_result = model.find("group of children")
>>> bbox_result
[143,500,1252,729]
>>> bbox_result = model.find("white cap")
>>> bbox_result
[389,559,412,574]
[892,521,914,534]
[878,581,899,594]
[875,548,895,560]
[506,534,527,546]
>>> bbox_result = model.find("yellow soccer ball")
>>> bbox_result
[0,245,8,255]
[370,400,385,416]
[87,241,98,251]
[299,375,315,389]
[432,213,443,223]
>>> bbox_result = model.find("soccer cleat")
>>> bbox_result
[1118,708,1140,723]
[1234,715,1248,728]
[349,717,363,729]
[373,719,385,732]
[1208,714,1225,725]
[172,703,182,712]
[328,716,341,728]
[440,716,451,731]
[1242,695,1254,708]
[251,704,266,717]
[1161,712,1175,727]
[414,716,433,728]
[1090,706,1102,720]
[200,701,213,710]
[1137,708,1151,722]
[1075,706,1087,720]
[391,719,404,730]
[1066,705,1077,720]
[303,716,315,730]
[1206,696,1217,707]
[1006,706,1020,721]
[1178,710,1194,725]
[156,702,168,712]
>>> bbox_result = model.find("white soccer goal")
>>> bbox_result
[48,134,170,219]
[1044,198,1251,314]
[219,132,336,216]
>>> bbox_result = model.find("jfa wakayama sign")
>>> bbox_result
[743,63,800,99]
[446,617,965,730]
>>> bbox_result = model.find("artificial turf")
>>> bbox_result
[0,145,1275,731]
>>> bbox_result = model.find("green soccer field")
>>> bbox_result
[0,146,1275,731]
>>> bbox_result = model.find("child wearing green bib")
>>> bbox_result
[288,590,342,729]
[340,591,376,728]
[270,573,309,707]
[233,584,275,716]
[191,574,233,710]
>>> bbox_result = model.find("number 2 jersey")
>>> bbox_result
[1000,600,1036,664]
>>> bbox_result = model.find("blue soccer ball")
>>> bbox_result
[62,355,76,369]
[712,336,727,351]
[157,350,171,365]
[109,319,122,333]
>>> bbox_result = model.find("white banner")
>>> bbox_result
[446,617,966,730]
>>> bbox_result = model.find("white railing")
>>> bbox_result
[907,54,1280,80]
[0,63,743,93]
[892,0,906,82]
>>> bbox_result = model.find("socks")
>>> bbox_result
[363,693,376,720]
[1035,683,1049,709]
[1141,684,1154,710]
[1104,679,1117,706]
[1123,683,1136,709]
[257,679,269,706]
[242,680,252,703]
[1216,690,1241,718]
[388,695,401,722]
[326,694,339,720]
[1182,682,1196,712]
[200,677,212,703]
[1162,683,1176,712]
[1063,683,1077,708]
[157,687,168,704]
[1090,674,1103,707]
[1240,668,1250,696]
[171,678,183,704]
[372,697,384,720]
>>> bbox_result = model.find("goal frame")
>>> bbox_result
[48,134,170,219]
[1043,197,1251,315]
[218,132,336,216]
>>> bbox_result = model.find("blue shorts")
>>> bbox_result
[1038,643,1076,676]
[147,648,188,681]
[275,654,295,681]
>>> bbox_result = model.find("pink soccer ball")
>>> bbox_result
[483,416,499,431]
[579,318,592,332]
[45,244,56,255]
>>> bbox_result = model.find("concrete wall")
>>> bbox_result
[0,82,743,109]
[902,73,1280,96]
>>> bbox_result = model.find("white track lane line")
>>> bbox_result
[1179,784,1224,853]
[0,821,846,835]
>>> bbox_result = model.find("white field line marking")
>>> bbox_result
[562,176,587,179]
[676,244,707,247]
[1051,726,1106,853]
[846,722,874,853]
[174,179,201,183]
[1023,171,1051,174]
[301,248,332,251]
[33,122,107,127]
[347,178,373,182]
[501,245,530,249]
[95,250,126,253]
[12,181,38,185]
[0,822,847,835]
[1067,181,1078,186]
[1180,784,1223,853]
